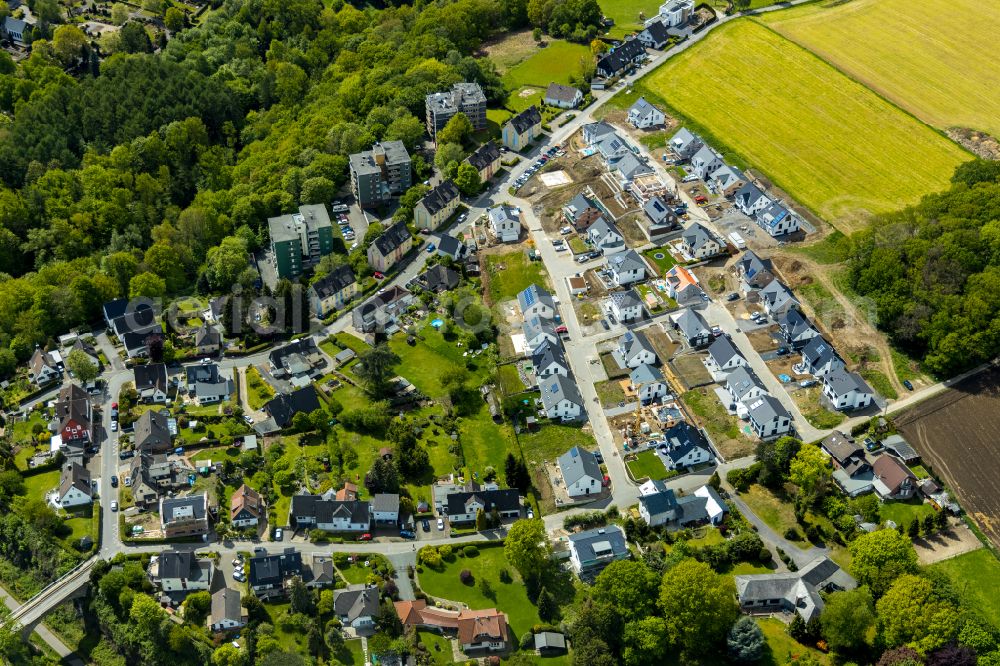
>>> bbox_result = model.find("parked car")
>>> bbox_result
[711,326,722,337]
[110,421,118,432]
[422,519,430,532]
[111,475,118,488]
[798,379,817,388]
[682,175,698,183]
[426,243,436,253]
[576,255,590,264]
[399,530,415,539]
[119,449,135,460]
[124,475,132,486]
[373,272,385,280]
[359,533,373,541]
[600,319,610,331]
[560,226,573,235]
[274,528,283,541]
[244,415,254,425]
[436,518,445,531]
[903,380,914,391]
[111,501,118,512]
[727,292,740,302]
[254,547,266,555]
[555,325,568,334]
[775,347,789,356]
[232,556,243,566]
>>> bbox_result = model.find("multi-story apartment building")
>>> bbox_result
[425,82,487,141]
[349,141,412,208]
[268,204,335,280]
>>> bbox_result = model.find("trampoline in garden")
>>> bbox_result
[654,252,666,260]
[431,319,444,328]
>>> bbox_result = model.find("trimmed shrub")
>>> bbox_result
[463,545,479,557]
[459,569,473,585]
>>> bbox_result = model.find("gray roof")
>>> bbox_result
[628,96,661,119]
[611,288,643,311]
[640,20,669,45]
[735,557,856,623]
[674,307,711,340]
[426,82,486,114]
[161,494,207,524]
[158,550,207,582]
[726,365,765,401]
[682,223,716,252]
[350,141,410,177]
[821,431,862,464]
[882,434,919,462]
[134,363,167,393]
[760,278,798,311]
[540,373,584,412]
[745,394,790,426]
[630,363,664,386]
[334,586,380,623]
[59,462,91,499]
[135,409,171,450]
[779,308,815,340]
[531,338,567,372]
[670,127,702,154]
[557,446,602,487]
[588,217,622,242]
[596,132,630,159]
[522,315,556,343]
[643,195,675,225]
[619,329,656,362]
[372,493,400,513]
[823,366,872,398]
[435,233,464,259]
[712,164,744,187]
[544,83,581,103]
[517,283,555,315]
[212,588,243,624]
[707,335,743,367]
[608,249,647,275]
[418,180,460,216]
[466,141,501,171]
[508,106,541,135]
[568,525,628,560]
[312,265,356,298]
[614,152,653,180]
[371,221,412,257]
[488,204,519,229]
[582,121,617,144]
[691,144,722,169]
[195,324,221,347]
[734,182,769,210]
[535,632,566,651]
[639,489,678,520]
[800,337,842,372]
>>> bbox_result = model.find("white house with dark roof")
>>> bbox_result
[734,182,772,217]
[595,132,632,162]
[539,373,584,421]
[690,145,723,180]
[643,195,678,232]
[705,335,747,374]
[134,363,168,403]
[152,550,213,595]
[638,20,670,49]
[822,366,874,411]
[618,330,657,368]
[488,205,522,243]
[672,307,712,348]
[612,153,653,182]
[367,221,412,273]
[372,493,400,525]
[736,250,774,291]
[669,127,703,160]
[210,588,247,633]
[517,284,556,320]
[582,121,617,146]
[568,525,629,576]
[609,289,644,323]
[639,489,678,526]
[778,309,819,349]
[543,83,583,109]
[557,446,602,498]
[736,557,856,623]
[334,585,380,630]
[587,218,626,255]
[607,249,648,286]
[760,278,799,317]
[795,337,844,378]
[53,462,92,508]
[711,165,746,197]
[28,348,61,386]
[745,395,792,440]
[680,223,723,260]
[531,339,569,379]
[522,316,558,353]
[434,233,466,261]
[289,495,371,533]
[444,488,522,524]
[756,202,800,237]
[413,180,461,230]
[502,106,542,151]
[664,440,713,471]
[631,364,667,403]
[725,366,767,414]
[627,97,665,129]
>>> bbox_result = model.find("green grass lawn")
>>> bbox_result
[484,249,549,304]
[599,0,664,37]
[788,230,851,265]
[879,498,935,526]
[861,368,898,400]
[568,236,588,254]
[497,364,526,396]
[418,631,454,664]
[338,557,388,585]
[262,601,309,654]
[758,618,831,666]
[642,247,677,275]
[595,379,628,408]
[502,40,592,112]
[681,389,742,441]
[23,469,60,499]
[459,405,516,482]
[388,319,492,399]
[190,445,242,464]
[245,366,275,410]
[929,548,1000,628]
[417,547,543,636]
[626,449,671,481]
[60,505,97,549]
[331,638,365,666]
[741,485,799,539]
[632,20,968,232]
[519,424,597,465]
[792,387,845,430]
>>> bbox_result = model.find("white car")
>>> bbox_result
[437,518,445,531]
[232,557,242,566]
[527,508,534,519]
[110,421,118,432]
[111,501,118,512]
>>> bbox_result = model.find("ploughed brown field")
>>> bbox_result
[896,367,1000,550]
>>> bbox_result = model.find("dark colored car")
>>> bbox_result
[422,519,430,532]
[776,347,789,356]
[600,319,610,331]
[727,292,740,302]
[903,380,914,391]
[111,475,119,488]
[399,530,416,540]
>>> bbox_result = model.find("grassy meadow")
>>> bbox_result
[502,40,592,111]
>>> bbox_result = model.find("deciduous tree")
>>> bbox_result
[820,587,874,653]
[658,559,738,657]
[504,519,550,582]
[876,574,960,654]
[849,529,918,597]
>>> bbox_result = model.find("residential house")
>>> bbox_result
[425,82,488,140]
[487,205,521,243]
[557,447,603,498]
[631,364,667,404]
[52,384,93,450]
[465,142,502,182]
[152,550,213,595]
[419,264,460,293]
[194,325,221,356]
[517,283,556,320]
[68,339,101,371]
[349,141,412,208]
[567,526,629,576]
[587,218,626,255]
[734,183,772,219]
[736,557,856,623]
[185,364,233,405]
[724,366,767,414]
[367,221,412,273]
[531,339,569,379]
[662,437,713,471]
[756,202,800,237]
[642,195,679,233]
[29,348,61,386]
[595,38,646,79]
[352,286,414,335]
[562,192,606,231]
[567,275,588,296]
[434,233,467,261]
[882,434,920,465]
[502,106,542,151]
[231,484,263,529]
[664,265,705,306]
[1,15,34,46]
[535,632,567,656]
[627,97,665,129]
[209,588,247,633]
[618,330,657,368]
[54,462,92,508]
[795,337,844,378]
[309,265,358,317]
[413,180,461,230]
[304,554,337,589]
[690,145,724,180]
[444,488,522,524]
[872,455,917,500]
[268,338,323,385]
[705,335,747,373]
[134,363,168,403]
[372,494,400,525]
[672,307,712,348]
[637,20,670,49]
[334,586,380,630]
[759,278,798,317]
[104,299,158,343]
[609,289,645,323]
[160,494,210,538]
[249,548,303,597]
[582,121,617,147]
[607,249,648,286]
[669,127,703,160]
[745,395,792,441]
[264,386,322,429]
[122,328,163,359]
[676,485,728,526]
[543,83,583,109]
[711,165,745,197]
[822,366,875,412]
[832,451,875,497]
[639,489,679,527]
[539,373,585,421]
[267,205,335,279]
[657,0,693,26]
[134,410,172,453]
[613,152,654,182]
[821,432,862,468]
[594,132,632,162]
[736,250,774,290]
[680,223,723,260]
[778,309,819,349]
[289,495,371,532]
[129,453,174,508]
[522,316,558,353]
[394,600,510,653]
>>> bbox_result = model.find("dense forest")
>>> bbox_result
[0,0,601,379]
[849,160,1000,377]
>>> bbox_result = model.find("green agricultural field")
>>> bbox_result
[484,249,549,304]
[502,40,592,112]
[929,548,1000,628]
[762,0,1000,138]
[639,21,968,231]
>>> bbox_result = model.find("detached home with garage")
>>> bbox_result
[53,462,92,509]
[618,330,657,368]
[231,484,264,529]
[627,97,665,129]
[745,395,792,441]
[522,316,558,353]
[672,307,712,348]
[607,249,648,286]
[444,488,522,525]
[531,339,570,379]
[557,447,603,499]
[778,309,819,349]
[760,278,799,317]
[540,373,585,421]
[795,337,844,378]
[638,20,670,49]
[822,366,875,411]
[734,182,772,218]
[643,195,679,233]
[334,586,380,631]
[587,218,626,255]
[872,455,917,500]
[669,127,703,160]
[704,335,747,374]
[29,348,61,386]
[680,223,723,260]
[543,83,583,109]
[502,106,542,151]
[488,205,522,243]
[756,202,800,237]
[609,288,644,323]
[568,526,629,576]
[690,145,724,180]
[631,364,667,404]
[134,363,169,403]
[711,165,745,197]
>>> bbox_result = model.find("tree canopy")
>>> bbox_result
[849,529,918,597]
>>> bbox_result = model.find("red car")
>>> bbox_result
[358,533,373,541]
[373,272,385,280]
[555,325,568,334]
[112,402,118,409]
[694,195,708,204]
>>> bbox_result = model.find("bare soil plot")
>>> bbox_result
[746,325,780,353]
[913,522,983,566]
[670,354,712,390]
[895,367,1000,550]
[643,324,679,363]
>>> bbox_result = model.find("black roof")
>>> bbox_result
[158,550,197,580]
[372,221,412,257]
[265,386,322,428]
[419,180,460,216]
[267,337,319,368]
[422,265,459,292]
[596,38,645,75]
[249,548,302,588]
[466,142,501,171]
[509,106,541,135]
[312,265,356,298]
[112,303,157,335]
[445,488,520,516]
[642,21,669,44]
[134,363,167,391]
[122,327,162,352]
[291,495,370,525]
